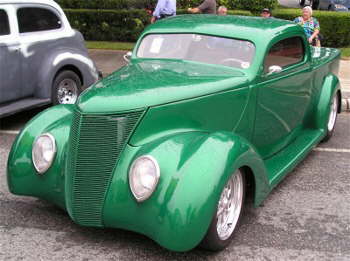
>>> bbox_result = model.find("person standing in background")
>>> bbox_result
[151,0,176,24]
[293,6,320,46]
[188,0,217,14]
[261,8,273,18]
[217,6,227,15]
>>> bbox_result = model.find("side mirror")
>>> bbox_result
[267,65,282,76]
[123,51,132,63]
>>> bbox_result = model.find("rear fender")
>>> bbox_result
[36,41,98,99]
[315,74,341,131]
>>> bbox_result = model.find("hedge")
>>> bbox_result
[56,0,154,9]
[273,9,350,47]
[63,8,350,47]
[57,0,278,12]
[177,9,252,16]
[64,9,149,41]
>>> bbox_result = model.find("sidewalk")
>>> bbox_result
[88,49,350,94]
[339,60,350,94]
[89,49,127,77]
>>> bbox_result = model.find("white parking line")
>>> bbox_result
[314,147,350,153]
[0,130,20,135]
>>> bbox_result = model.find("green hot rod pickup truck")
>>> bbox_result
[7,15,342,252]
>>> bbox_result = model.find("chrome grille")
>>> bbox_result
[66,110,143,227]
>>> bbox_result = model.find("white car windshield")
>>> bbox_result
[137,34,255,69]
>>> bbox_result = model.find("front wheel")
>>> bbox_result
[52,70,82,105]
[201,169,245,251]
[322,93,339,142]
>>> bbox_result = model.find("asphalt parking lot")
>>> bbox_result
[0,53,350,260]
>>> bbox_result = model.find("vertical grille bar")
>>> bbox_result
[66,110,143,227]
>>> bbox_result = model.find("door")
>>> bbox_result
[252,36,312,159]
[16,5,63,98]
[0,6,21,104]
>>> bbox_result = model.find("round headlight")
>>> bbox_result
[32,133,56,174]
[129,155,160,202]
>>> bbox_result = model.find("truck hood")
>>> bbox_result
[77,60,249,113]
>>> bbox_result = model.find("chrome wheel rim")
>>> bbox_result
[57,79,78,104]
[327,95,338,132]
[216,170,244,241]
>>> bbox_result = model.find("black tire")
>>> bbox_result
[299,0,306,6]
[52,70,82,105]
[322,93,339,142]
[201,170,246,251]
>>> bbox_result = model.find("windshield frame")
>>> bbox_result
[135,32,256,71]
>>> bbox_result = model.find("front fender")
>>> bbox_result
[7,105,74,209]
[103,131,269,251]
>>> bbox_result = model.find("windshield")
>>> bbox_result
[137,34,255,69]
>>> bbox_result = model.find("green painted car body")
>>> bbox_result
[7,15,342,251]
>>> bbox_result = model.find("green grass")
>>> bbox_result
[341,47,350,59]
[86,41,135,51]
[277,4,294,9]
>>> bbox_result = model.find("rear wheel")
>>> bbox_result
[299,0,306,6]
[201,169,245,251]
[52,70,82,105]
[322,93,339,142]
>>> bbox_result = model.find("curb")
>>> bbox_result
[342,98,350,112]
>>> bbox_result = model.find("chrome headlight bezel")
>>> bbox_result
[129,155,160,202]
[32,133,57,174]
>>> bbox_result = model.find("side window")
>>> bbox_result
[264,37,305,73]
[17,7,61,33]
[0,9,10,36]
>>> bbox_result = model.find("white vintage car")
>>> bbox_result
[0,0,99,118]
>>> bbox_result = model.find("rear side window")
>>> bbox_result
[264,37,305,72]
[0,9,10,36]
[17,7,61,33]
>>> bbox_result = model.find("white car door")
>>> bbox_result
[0,5,21,104]
[16,4,65,99]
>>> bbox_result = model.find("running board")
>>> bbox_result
[0,98,51,118]
[265,129,325,188]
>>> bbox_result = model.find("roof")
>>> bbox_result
[0,0,60,8]
[0,0,69,26]
[143,15,303,45]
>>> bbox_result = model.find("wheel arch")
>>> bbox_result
[240,165,256,204]
[337,89,342,113]
[314,73,341,131]
[35,50,98,100]
[53,64,84,86]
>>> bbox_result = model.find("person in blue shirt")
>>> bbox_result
[151,0,176,24]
